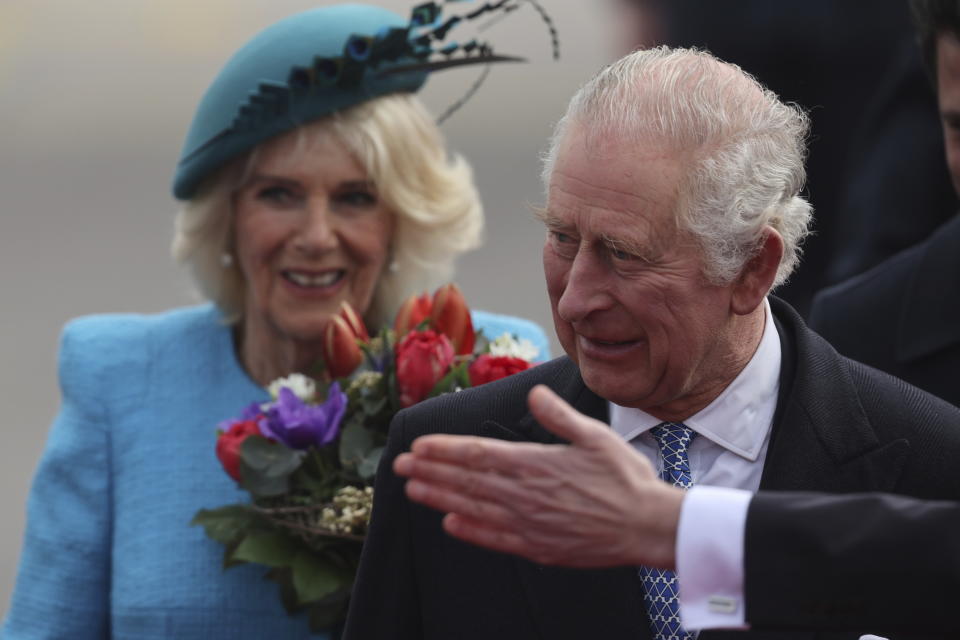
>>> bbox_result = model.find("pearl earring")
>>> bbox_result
[221,252,234,268]
[388,260,399,273]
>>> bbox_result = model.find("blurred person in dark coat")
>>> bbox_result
[809,0,960,408]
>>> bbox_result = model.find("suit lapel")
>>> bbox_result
[703,303,911,640]
[490,359,652,639]
[484,357,608,444]
[761,299,910,493]
[488,314,912,639]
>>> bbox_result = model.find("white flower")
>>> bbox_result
[489,332,539,361]
[267,373,316,401]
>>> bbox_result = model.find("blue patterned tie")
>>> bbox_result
[638,422,697,640]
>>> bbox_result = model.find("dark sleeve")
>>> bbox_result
[342,411,423,639]
[744,491,960,634]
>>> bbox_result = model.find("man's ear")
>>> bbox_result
[731,227,784,315]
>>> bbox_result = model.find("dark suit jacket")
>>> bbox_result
[809,214,960,408]
[745,491,960,634]
[344,298,960,640]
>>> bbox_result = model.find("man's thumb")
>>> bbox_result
[527,384,609,445]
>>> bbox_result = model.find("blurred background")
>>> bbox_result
[0,0,621,614]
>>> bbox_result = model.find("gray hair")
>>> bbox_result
[172,93,483,328]
[542,46,812,288]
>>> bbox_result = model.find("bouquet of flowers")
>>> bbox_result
[191,284,539,631]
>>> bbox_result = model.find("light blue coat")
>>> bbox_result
[2,305,549,639]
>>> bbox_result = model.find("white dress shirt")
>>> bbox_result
[609,299,780,630]
[664,306,888,640]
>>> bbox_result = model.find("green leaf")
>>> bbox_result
[230,531,298,568]
[223,536,247,570]
[455,361,471,389]
[264,567,301,614]
[240,436,303,497]
[339,421,375,469]
[358,446,385,481]
[427,361,470,399]
[190,504,258,545]
[293,448,339,499]
[292,552,343,603]
[359,393,387,415]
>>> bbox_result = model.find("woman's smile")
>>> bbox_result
[281,268,347,290]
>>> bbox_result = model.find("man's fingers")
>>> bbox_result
[395,453,530,503]
[527,384,610,446]
[408,433,547,473]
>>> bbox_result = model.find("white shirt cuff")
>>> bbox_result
[676,485,752,630]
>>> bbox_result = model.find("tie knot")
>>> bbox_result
[650,422,696,451]
[650,422,696,489]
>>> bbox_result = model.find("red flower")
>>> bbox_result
[322,302,367,379]
[216,419,263,482]
[337,300,369,342]
[431,283,475,355]
[394,285,476,355]
[468,354,532,387]
[394,293,432,336]
[395,330,455,408]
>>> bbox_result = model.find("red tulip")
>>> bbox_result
[216,419,263,482]
[468,354,532,387]
[395,330,455,408]
[337,300,369,342]
[323,315,364,379]
[430,283,475,355]
[394,292,432,336]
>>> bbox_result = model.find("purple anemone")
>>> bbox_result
[260,382,347,449]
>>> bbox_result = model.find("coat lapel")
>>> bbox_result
[485,358,653,639]
[485,308,913,639]
[480,356,608,444]
[761,299,910,493]
[702,303,912,640]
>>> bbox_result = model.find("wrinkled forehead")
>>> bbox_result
[544,127,687,244]
[550,125,684,198]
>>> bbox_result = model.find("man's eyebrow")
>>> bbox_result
[598,231,660,261]
[531,206,570,229]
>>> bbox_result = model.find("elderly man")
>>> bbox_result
[390,385,960,635]
[343,47,960,640]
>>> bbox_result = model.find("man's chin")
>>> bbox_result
[579,367,652,408]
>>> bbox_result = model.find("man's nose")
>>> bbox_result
[556,250,610,322]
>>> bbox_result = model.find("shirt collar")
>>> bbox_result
[609,299,781,461]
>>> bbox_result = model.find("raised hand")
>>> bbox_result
[393,384,684,569]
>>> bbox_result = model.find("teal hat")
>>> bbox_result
[172,1,559,200]
[174,4,428,200]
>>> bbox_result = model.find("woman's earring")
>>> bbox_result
[388,260,399,273]
[221,252,234,268]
